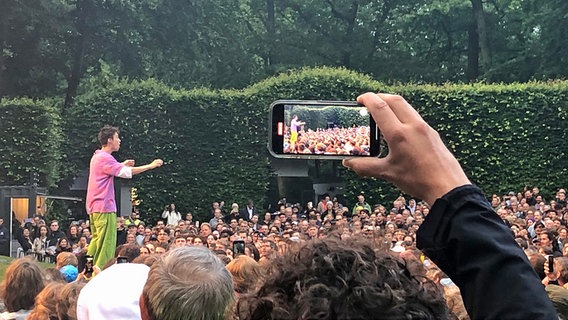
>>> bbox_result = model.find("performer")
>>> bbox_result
[289,115,305,144]
[86,125,163,268]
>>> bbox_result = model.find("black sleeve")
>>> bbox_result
[417,185,557,320]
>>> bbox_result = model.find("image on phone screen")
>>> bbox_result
[269,100,381,159]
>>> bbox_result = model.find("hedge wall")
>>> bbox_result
[343,82,568,206]
[65,68,381,219]
[0,98,62,187]
[5,67,567,219]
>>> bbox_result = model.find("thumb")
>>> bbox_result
[342,157,389,179]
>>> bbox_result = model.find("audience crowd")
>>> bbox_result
[283,126,371,155]
[1,185,568,319]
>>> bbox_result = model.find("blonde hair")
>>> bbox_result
[226,255,263,294]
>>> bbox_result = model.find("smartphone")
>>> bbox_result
[549,255,554,273]
[85,255,94,274]
[117,256,129,264]
[232,240,245,256]
[269,100,383,159]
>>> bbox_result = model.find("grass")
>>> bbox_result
[0,256,55,283]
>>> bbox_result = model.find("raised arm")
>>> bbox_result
[343,93,556,319]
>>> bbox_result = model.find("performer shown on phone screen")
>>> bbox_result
[289,115,305,144]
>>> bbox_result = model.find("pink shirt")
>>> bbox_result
[86,150,125,214]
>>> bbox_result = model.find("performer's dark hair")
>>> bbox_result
[98,125,119,146]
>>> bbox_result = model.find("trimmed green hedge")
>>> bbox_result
[4,67,568,219]
[344,82,568,206]
[0,98,62,187]
[65,68,381,219]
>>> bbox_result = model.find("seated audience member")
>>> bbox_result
[226,255,264,294]
[0,257,45,320]
[57,281,86,320]
[77,263,150,320]
[44,267,67,283]
[140,246,234,320]
[27,282,65,320]
[56,251,79,270]
[237,237,446,319]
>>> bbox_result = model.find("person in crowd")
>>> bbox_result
[184,212,195,226]
[225,203,242,223]
[140,246,234,320]
[426,267,470,320]
[136,224,146,245]
[125,210,142,227]
[16,227,34,256]
[116,217,127,246]
[33,225,49,262]
[236,236,446,319]
[47,220,66,248]
[81,228,92,243]
[77,236,89,254]
[200,223,212,238]
[86,125,163,269]
[43,267,66,283]
[126,232,137,245]
[156,227,170,245]
[0,218,10,256]
[209,208,224,230]
[55,237,72,259]
[0,257,45,320]
[226,255,263,295]
[239,200,257,221]
[351,194,372,217]
[67,224,81,245]
[162,203,182,227]
[27,282,65,320]
[57,281,85,320]
[77,263,150,320]
[56,252,78,270]
[542,257,568,317]
[342,92,556,318]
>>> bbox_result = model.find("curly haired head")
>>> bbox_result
[236,237,448,320]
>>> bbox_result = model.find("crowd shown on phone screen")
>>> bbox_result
[0,93,561,319]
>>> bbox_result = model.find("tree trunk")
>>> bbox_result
[63,0,90,112]
[466,21,480,80]
[471,0,491,75]
[265,0,275,68]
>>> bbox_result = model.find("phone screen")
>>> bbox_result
[117,256,129,264]
[85,255,94,274]
[269,100,381,159]
[233,240,245,256]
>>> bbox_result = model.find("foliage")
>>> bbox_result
[64,67,382,219]
[0,98,62,188]
[2,0,568,102]
[4,67,568,217]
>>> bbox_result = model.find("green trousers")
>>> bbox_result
[87,212,117,269]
